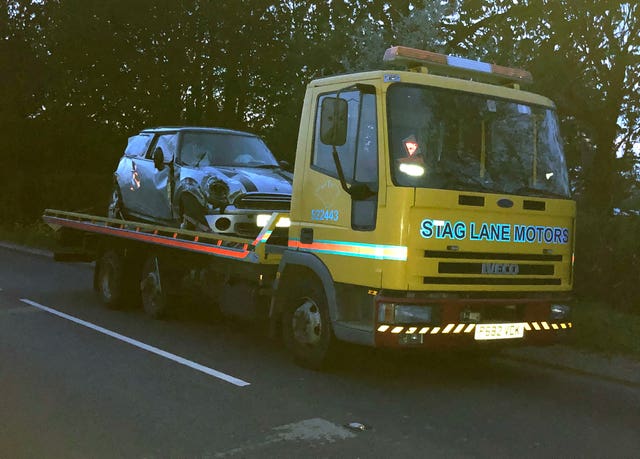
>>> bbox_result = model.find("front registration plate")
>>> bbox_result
[474,323,525,341]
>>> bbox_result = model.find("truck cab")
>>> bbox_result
[278,46,574,362]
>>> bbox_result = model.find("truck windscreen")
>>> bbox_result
[387,84,570,198]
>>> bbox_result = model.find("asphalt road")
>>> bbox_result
[1,246,639,458]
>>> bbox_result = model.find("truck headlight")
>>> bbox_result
[550,304,570,320]
[378,303,432,324]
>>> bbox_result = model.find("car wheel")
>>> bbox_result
[281,277,337,369]
[140,254,170,319]
[179,194,212,232]
[108,186,125,219]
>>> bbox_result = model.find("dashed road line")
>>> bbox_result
[20,298,251,387]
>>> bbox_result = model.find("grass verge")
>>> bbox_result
[568,300,640,359]
[0,221,60,251]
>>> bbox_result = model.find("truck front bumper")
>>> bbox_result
[373,296,572,349]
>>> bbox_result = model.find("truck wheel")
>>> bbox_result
[281,278,336,369]
[140,255,169,319]
[108,186,124,219]
[95,250,128,309]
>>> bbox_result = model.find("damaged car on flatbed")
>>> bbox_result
[109,127,292,237]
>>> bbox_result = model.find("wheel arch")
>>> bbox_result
[270,251,338,335]
[173,178,206,217]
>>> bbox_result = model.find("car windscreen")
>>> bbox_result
[387,84,570,198]
[179,132,279,168]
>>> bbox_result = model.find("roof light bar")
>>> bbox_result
[383,46,533,86]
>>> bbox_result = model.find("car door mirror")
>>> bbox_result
[153,147,165,170]
[279,160,292,171]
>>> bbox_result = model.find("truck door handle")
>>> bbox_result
[301,228,314,244]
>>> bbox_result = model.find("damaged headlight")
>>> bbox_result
[202,176,229,209]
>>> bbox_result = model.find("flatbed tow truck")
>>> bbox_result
[44,47,575,368]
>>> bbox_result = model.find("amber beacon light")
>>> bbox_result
[383,46,534,86]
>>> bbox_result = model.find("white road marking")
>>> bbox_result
[214,418,356,457]
[20,298,250,387]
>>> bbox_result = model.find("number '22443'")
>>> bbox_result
[311,209,339,221]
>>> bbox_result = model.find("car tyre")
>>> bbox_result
[179,193,210,232]
[108,186,125,219]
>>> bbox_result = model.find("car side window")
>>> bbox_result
[124,134,153,157]
[146,133,178,162]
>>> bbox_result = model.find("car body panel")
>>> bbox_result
[135,158,173,221]
[112,127,292,235]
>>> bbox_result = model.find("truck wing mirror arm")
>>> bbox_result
[331,147,376,200]
[332,146,351,195]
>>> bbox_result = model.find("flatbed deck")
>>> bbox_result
[43,209,287,264]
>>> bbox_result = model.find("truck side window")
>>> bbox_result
[313,91,378,186]
[124,134,153,158]
[354,94,378,184]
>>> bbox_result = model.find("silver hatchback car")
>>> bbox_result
[109,127,292,236]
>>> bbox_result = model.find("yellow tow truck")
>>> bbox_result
[45,46,575,368]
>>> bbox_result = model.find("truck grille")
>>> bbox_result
[422,250,562,286]
[234,193,291,211]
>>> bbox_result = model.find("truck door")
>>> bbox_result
[292,86,381,287]
[303,87,378,230]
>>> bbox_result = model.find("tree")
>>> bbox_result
[449,0,640,214]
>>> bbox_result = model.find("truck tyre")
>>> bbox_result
[140,255,170,319]
[95,250,130,309]
[281,277,337,369]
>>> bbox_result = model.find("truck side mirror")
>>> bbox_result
[153,147,165,170]
[320,97,348,146]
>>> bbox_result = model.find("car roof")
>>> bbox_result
[140,126,258,137]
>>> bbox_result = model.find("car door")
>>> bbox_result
[133,133,178,222]
[117,132,154,215]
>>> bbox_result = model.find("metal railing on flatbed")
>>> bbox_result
[43,209,288,264]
